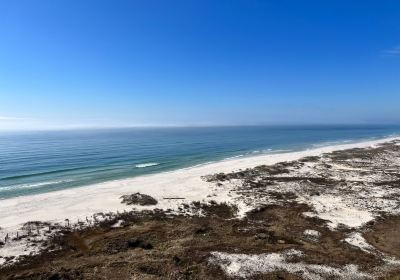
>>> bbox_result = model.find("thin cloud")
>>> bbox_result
[382,46,400,57]
[0,116,27,121]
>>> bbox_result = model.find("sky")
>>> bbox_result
[0,0,399,130]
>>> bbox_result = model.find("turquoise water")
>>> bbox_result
[0,125,399,199]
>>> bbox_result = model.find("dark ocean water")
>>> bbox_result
[0,125,399,199]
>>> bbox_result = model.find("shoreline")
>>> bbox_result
[1,135,400,275]
[0,135,399,232]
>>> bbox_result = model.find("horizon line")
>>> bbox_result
[0,123,399,133]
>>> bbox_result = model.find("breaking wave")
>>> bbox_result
[0,180,74,192]
[135,162,160,168]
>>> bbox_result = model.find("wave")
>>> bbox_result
[0,166,87,181]
[224,148,293,161]
[0,179,74,192]
[311,139,356,148]
[225,155,245,160]
[135,162,160,168]
[263,149,292,154]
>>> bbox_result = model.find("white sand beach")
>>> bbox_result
[0,136,398,231]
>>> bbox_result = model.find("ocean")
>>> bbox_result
[0,125,399,200]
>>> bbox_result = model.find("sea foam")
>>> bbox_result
[135,163,160,168]
[0,180,74,192]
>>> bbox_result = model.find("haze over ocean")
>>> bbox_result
[1,125,399,199]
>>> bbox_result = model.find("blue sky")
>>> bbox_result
[0,0,399,130]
